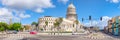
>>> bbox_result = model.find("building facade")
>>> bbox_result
[66,3,77,21]
[104,16,120,36]
[38,16,57,32]
[38,3,82,32]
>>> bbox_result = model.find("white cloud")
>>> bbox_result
[97,16,111,29]
[19,13,31,18]
[106,0,120,9]
[84,16,111,29]
[0,8,13,17]
[112,0,119,3]
[0,8,30,23]
[12,10,31,18]
[0,0,56,23]
[102,16,111,21]
[58,0,69,4]
[35,8,44,13]
[0,8,13,23]
[1,0,55,13]
[12,17,21,23]
[84,21,98,27]
[106,0,120,3]
[0,0,55,22]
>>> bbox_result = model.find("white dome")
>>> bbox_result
[68,3,75,8]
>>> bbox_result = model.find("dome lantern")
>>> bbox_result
[68,3,75,8]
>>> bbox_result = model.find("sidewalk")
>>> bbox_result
[37,33,72,35]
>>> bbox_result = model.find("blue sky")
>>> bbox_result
[0,0,120,25]
[30,0,120,24]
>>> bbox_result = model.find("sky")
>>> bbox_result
[0,0,120,29]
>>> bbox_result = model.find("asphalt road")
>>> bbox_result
[0,33,119,40]
[21,34,120,40]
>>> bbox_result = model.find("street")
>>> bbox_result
[21,35,119,40]
[0,32,119,40]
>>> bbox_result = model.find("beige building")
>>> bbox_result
[38,3,82,32]
[38,16,57,31]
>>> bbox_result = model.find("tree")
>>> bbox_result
[54,18,63,30]
[31,22,38,26]
[58,18,63,23]
[8,24,13,30]
[24,25,31,30]
[54,20,60,29]
[53,20,59,35]
[12,23,21,31]
[58,18,63,32]
[45,21,48,31]
[0,27,4,32]
[0,22,9,31]
[75,20,79,25]
[53,17,63,35]
[19,28,24,32]
[31,22,38,31]
[74,20,79,32]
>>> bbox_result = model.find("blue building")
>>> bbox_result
[105,16,120,36]
[113,16,120,36]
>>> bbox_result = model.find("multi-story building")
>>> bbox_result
[38,3,83,32]
[38,16,57,32]
[108,19,112,33]
[104,16,120,36]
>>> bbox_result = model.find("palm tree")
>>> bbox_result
[53,17,63,35]
[31,22,38,26]
[31,22,38,31]
[53,20,59,35]
[58,18,63,34]
[45,21,48,32]
[74,20,79,32]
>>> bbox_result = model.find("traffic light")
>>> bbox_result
[82,18,84,22]
[89,16,91,20]
[100,17,102,21]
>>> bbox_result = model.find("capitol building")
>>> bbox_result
[38,3,83,32]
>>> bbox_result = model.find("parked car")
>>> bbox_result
[7,31,18,34]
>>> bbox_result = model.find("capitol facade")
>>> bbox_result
[38,3,83,32]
